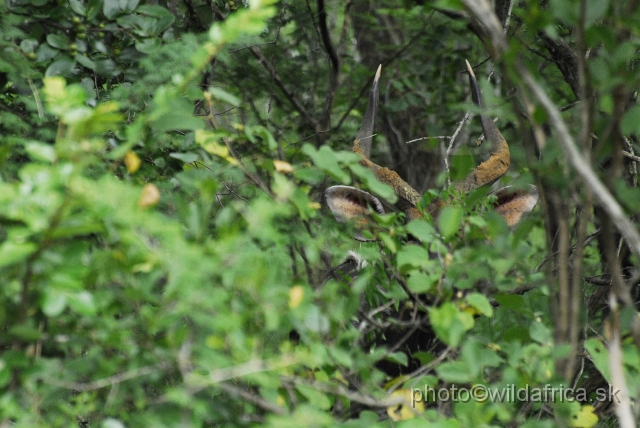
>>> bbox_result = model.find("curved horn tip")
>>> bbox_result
[465,60,476,79]
[375,64,382,81]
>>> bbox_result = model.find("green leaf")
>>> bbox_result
[494,293,524,310]
[585,338,610,382]
[25,142,56,163]
[137,4,174,17]
[46,34,69,49]
[385,352,408,367]
[94,59,120,77]
[465,293,493,317]
[209,87,240,106]
[529,322,552,345]
[170,152,198,163]
[0,242,38,268]
[436,361,473,383]
[349,163,398,204]
[302,144,350,184]
[36,44,59,62]
[101,419,126,428]
[69,0,86,15]
[396,245,430,270]
[75,54,95,70]
[437,206,463,239]
[19,39,39,53]
[429,302,473,347]
[406,272,433,293]
[406,220,436,242]
[135,38,161,54]
[103,0,121,18]
[87,0,102,19]
[123,0,141,13]
[621,105,640,135]
[42,289,68,316]
[68,291,97,316]
[45,57,76,77]
[585,0,609,27]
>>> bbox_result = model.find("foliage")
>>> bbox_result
[0,0,639,427]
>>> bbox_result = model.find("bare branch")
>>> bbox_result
[249,46,320,130]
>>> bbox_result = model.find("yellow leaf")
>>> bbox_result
[308,202,321,210]
[569,405,598,427]
[125,151,141,173]
[194,129,238,165]
[274,160,293,173]
[387,389,425,421]
[289,285,304,309]
[138,183,160,208]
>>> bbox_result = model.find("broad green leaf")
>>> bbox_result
[42,289,68,316]
[530,322,552,345]
[46,34,68,49]
[36,43,59,62]
[68,291,97,316]
[397,245,430,270]
[465,293,493,317]
[406,220,435,242]
[94,59,120,77]
[25,142,56,163]
[437,206,463,239]
[0,241,37,268]
[621,105,640,135]
[135,38,161,54]
[103,0,121,18]
[385,352,409,367]
[494,293,524,310]
[585,338,610,382]
[74,54,95,70]
[302,144,350,184]
[435,361,473,383]
[209,87,240,106]
[68,0,86,15]
[349,163,398,204]
[45,57,76,77]
[429,302,473,347]
[406,272,433,293]
[170,152,199,163]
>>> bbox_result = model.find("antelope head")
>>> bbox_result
[326,61,539,237]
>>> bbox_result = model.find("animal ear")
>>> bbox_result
[489,185,539,227]
[325,185,385,241]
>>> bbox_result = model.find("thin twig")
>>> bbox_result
[444,112,471,187]
[41,363,171,391]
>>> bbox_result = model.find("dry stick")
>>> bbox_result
[607,292,635,428]
[42,362,171,391]
[286,377,408,409]
[623,150,640,164]
[218,382,287,415]
[444,112,471,188]
[28,78,44,119]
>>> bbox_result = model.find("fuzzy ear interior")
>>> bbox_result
[489,185,539,227]
[325,184,385,226]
